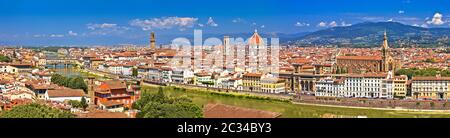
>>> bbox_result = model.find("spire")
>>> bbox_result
[382,30,388,49]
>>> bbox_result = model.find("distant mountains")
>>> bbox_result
[289,22,450,47]
[167,32,310,44]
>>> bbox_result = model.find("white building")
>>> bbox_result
[44,89,86,102]
[411,75,450,100]
[160,67,173,83]
[148,67,161,81]
[171,69,194,84]
[98,101,124,112]
[315,73,395,99]
[121,65,133,76]
[315,77,345,97]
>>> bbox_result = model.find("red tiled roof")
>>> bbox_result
[47,88,85,97]
[99,80,127,90]
[337,56,382,61]
[100,100,124,107]
[243,73,262,77]
[76,110,128,118]
[412,76,450,81]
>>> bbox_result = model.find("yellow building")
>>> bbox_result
[261,78,286,94]
[91,58,105,69]
[411,76,450,100]
[393,75,408,98]
[242,73,263,92]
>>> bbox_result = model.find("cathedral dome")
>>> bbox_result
[249,29,264,46]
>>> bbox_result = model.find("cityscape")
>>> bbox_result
[0,0,449,120]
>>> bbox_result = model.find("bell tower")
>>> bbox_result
[150,32,156,49]
[381,30,390,72]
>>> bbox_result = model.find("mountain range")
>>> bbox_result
[288,22,450,47]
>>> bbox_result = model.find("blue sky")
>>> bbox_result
[0,0,449,46]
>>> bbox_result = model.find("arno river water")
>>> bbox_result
[44,51,86,78]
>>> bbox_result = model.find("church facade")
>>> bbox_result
[336,31,398,74]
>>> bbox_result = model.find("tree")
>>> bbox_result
[335,67,341,74]
[68,100,81,108]
[132,68,138,77]
[134,87,203,118]
[396,68,450,79]
[0,55,12,62]
[80,97,88,110]
[70,76,88,93]
[0,103,74,118]
[51,74,87,93]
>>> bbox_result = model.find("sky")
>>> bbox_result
[0,0,449,46]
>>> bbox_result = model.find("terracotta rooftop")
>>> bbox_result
[100,80,127,90]
[337,56,382,61]
[412,76,450,81]
[203,103,281,118]
[47,88,85,98]
[347,73,387,78]
[100,100,124,107]
[243,73,263,77]
[76,110,129,118]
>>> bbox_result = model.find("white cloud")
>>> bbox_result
[260,25,265,28]
[317,22,327,27]
[130,17,198,31]
[198,23,204,27]
[426,13,445,25]
[86,23,129,35]
[207,17,218,27]
[33,34,46,38]
[398,10,405,14]
[87,23,117,30]
[50,34,64,38]
[68,30,78,36]
[252,22,257,26]
[232,18,243,23]
[412,23,428,28]
[317,21,352,27]
[341,21,352,27]
[329,21,337,27]
[420,24,428,28]
[361,16,385,21]
[295,22,310,27]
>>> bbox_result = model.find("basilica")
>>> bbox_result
[335,31,399,74]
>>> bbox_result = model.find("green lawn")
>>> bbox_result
[142,85,450,118]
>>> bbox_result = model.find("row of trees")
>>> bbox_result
[335,67,348,74]
[395,68,450,79]
[0,103,74,118]
[68,97,89,110]
[51,74,88,93]
[133,87,203,118]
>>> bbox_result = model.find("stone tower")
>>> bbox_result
[381,30,390,72]
[150,32,156,49]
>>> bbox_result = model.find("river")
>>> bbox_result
[44,51,86,78]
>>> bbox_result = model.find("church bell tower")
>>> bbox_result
[381,30,390,72]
